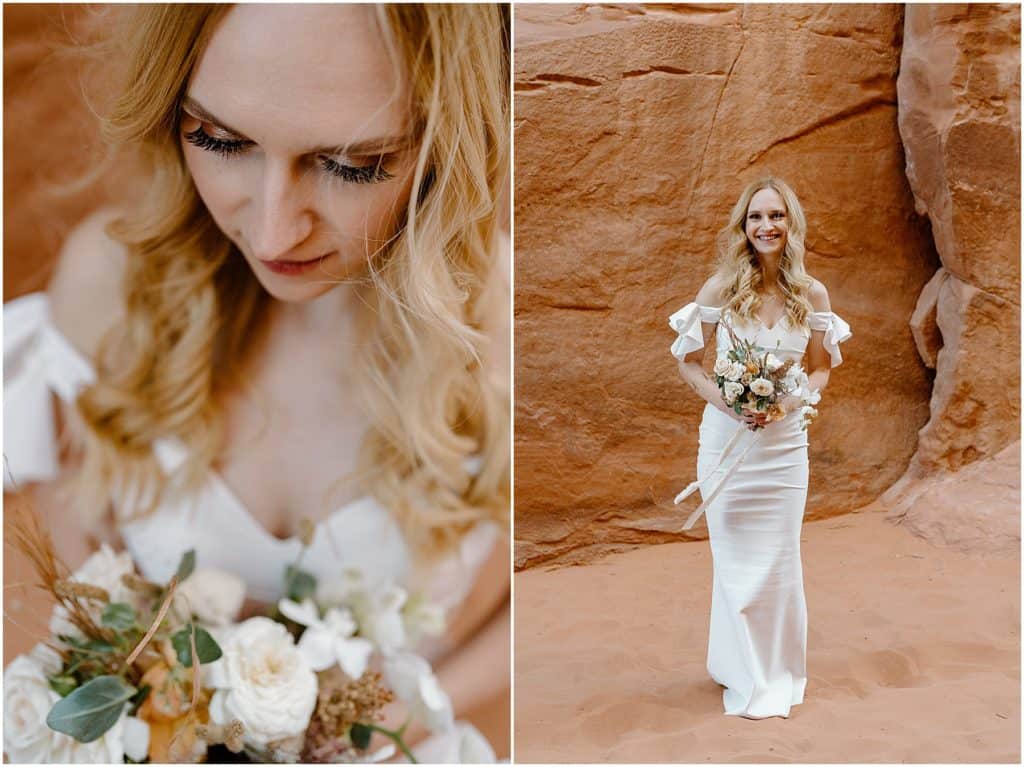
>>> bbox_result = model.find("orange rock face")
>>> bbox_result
[3,5,139,300]
[514,4,938,568]
[897,4,1021,474]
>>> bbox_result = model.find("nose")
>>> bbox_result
[248,159,314,261]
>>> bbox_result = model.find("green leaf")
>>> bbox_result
[46,675,135,743]
[350,722,373,750]
[49,675,78,697]
[174,549,196,584]
[101,602,137,631]
[171,624,222,667]
[285,566,317,602]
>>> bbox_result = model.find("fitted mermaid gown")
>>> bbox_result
[669,302,851,719]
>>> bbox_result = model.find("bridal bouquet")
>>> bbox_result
[712,318,820,430]
[4,510,491,764]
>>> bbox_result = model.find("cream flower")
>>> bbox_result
[412,721,497,764]
[49,544,136,639]
[3,644,134,763]
[174,567,246,627]
[724,362,746,382]
[277,598,374,679]
[207,617,318,749]
[382,652,454,734]
[713,357,732,377]
[402,594,447,647]
[750,378,774,397]
[765,353,784,372]
[722,381,744,404]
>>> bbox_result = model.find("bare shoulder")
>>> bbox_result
[806,276,832,313]
[47,208,128,360]
[693,272,730,307]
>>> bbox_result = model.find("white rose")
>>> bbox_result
[174,567,246,627]
[724,362,745,381]
[3,645,130,763]
[765,353,784,372]
[712,357,731,377]
[804,388,821,406]
[750,378,774,397]
[722,381,744,404]
[382,652,454,734]
[206,617,317,749]
[49,544,137,640]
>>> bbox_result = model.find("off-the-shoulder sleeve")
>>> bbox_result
[668,302,721,359]
[4,293,96,489]
[807,310,852,367]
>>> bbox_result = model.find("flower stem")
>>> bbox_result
[366,723,418,764]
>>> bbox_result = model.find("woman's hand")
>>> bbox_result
[779,394,803,415]
[740,408,768,430]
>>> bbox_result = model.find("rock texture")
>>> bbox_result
[4,5,138,300]
[514,4,938,568]
[898,4,1021,474]
[881,440,1020,556]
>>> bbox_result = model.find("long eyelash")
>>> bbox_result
[319,156,393,185]
[183,126,250,157]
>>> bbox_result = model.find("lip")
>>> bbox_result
[260,253,334,276]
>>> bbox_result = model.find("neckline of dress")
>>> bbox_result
[36,307,375,547]
[202,460,373,547]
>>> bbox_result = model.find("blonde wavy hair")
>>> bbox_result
[74,4,510,558]
[713,177,814,329]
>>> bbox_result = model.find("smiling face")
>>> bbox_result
[744,187,789,260]
[181,4,419,302]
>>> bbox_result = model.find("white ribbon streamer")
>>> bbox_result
[675,422,762,531]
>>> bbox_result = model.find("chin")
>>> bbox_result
[258,279,339,303]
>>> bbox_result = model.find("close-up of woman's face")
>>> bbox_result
[744,186,788,259]
[181,4,420,303]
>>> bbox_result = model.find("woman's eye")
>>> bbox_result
[183,125,251,157]
[318,155,394,185]
[771,212,785,219]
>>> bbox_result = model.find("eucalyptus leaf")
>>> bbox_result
[174,549,196,584]
[101,602,137,631]
[46,675,135,743]
[171,624,222,667]
[350,722,373,750]
[285,565,317,602]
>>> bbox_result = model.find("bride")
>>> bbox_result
[4,3,509,756]
[670,178,851,719]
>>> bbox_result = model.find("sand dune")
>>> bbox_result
[514,510,1019,763]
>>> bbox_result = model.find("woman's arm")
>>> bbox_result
[676,276,742,421]
[803,279,833,395]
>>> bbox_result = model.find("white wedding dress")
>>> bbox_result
[4,291,502,760]
[669,302,851,719]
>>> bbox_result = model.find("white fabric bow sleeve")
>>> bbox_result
[807,311,853,367]
[3,293,96,489]
[668,303,722,359]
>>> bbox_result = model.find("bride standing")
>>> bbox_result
[4,3,509,756]
[670,178,851,718]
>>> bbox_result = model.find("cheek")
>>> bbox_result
[182,146,244,225]
[320,171,417,249]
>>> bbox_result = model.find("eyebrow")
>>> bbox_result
[181,96,412,156]
[747,208,786,215]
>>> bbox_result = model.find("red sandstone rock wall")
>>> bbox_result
[883,4,1020,551]
[4,5,138,301]
[514,4,939,568]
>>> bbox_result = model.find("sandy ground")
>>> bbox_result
[513,510,1020,763]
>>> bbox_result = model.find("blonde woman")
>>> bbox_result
[4,3,509,756]
[669,178,851,719]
